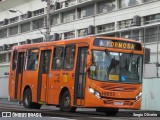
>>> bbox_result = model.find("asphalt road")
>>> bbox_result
[0,99,160,120]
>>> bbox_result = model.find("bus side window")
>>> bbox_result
[63,45,75,70]
[52,47,64,70]
[12,50,17,70]
[26,49,39,71]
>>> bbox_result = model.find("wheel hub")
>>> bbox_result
[64,97,70,107]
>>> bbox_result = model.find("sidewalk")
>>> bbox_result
[0,98,19,105]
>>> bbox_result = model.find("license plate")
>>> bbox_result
[114,101,123,105]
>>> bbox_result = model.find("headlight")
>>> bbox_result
[89,87,94,94]
[136,92,142,101]
[88,87,101,99]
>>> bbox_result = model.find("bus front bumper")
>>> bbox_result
[85,92,141,110]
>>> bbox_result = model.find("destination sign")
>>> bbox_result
[93,38,142,50]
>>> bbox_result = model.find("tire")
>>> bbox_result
[23,88,33,108]
[23,88,41,109]
[96,107,119,116]
[60,90,76,112]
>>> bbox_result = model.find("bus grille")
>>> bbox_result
[101,85,137,92]
[104,100,132,106]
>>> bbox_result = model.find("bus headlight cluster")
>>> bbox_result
[135,92,142,101]
[88,87,101,99]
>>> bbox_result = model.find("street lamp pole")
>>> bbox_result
[45,0,51,41]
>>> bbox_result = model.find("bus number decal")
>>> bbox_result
[102,91,115,97]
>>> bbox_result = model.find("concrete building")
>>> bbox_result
[0,0,160,109]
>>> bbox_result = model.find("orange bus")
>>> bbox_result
[8,36,143,116]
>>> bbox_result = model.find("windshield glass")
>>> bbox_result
[89,50,143,84]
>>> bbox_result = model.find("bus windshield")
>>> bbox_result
[89,50,143,84]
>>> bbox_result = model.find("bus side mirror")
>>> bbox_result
[86,50,92,70]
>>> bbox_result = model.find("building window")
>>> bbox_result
[79,0,89,3]
[97,23,115,33]
[33,8,44,16]
[0,46,3,52]
[121,30,140,41]
[21,22,30,33]
[121,31,131,39]
[144,0,155,2]
[20,14,27,20]
[51,14,59,25]
[62,10,75,23]
[52,47,64,70]
[32,38,43,43]
[60,0,76,8]
[66,0,76,7]
[0,21,3,27]
[0,54,7,63]
[78,28,88,37]
[78,5,94,18]
[26,49,39,70]
[144,13,160,24]
[33,18,44,30]
[145,27,158,43]
[10,26,18,36]
[119,0,142,8]
[97,0,115,13]
[63,45,76,70]
[10,16,19,23]
[132,30,140,41]
[119,19,132,29]
[0,29,7,38]
[64,31,75,39]
[20,41,26,45]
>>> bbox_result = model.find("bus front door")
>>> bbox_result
[37,49,51,103]
[74,47,88,106]
[14,52,25,100]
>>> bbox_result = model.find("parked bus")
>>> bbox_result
[8,36,143,116]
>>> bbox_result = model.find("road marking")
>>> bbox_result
[49,117,76,120]
[90,117,138,120]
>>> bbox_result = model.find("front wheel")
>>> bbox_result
[60,90,76,112]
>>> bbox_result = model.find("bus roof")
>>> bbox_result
[12,36,142,50]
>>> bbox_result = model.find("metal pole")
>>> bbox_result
[143,28,146,77]
[157,26,159,65]
[157,26,159,77]
[45,0,51,41]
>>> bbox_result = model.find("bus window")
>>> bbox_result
[63,45,75,70]
[89,51,143,83]
[52,47,64,70]
[25,48,39,71]
[12,50,17,70]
